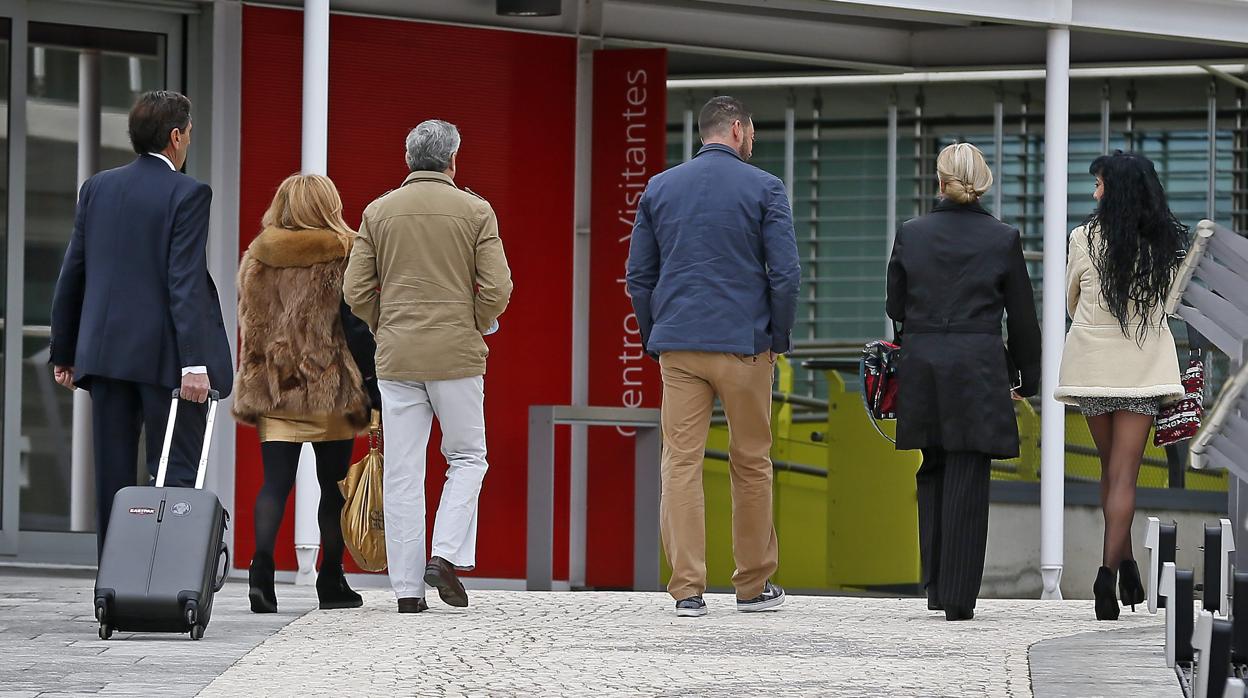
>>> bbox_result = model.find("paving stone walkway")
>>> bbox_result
[1030,626,1178,698]
[1,568,1181,697]
[201,589,1173,697]
[0,567,317,697]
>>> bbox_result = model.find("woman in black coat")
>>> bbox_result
[886,143,1042,621]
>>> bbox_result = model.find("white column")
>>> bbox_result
[207,0,244,565]
[1040,27,1070,601]
[295,0,330,584]
[301,0,329,175]
[70,50,101,532]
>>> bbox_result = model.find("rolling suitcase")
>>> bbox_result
[93,390,230,641]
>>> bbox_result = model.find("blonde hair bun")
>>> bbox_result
[936,142,993,205]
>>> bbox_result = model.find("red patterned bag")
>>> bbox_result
[861,339,901,442]
[1154,359,1204,447]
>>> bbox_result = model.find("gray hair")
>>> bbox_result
[405,120,461,172]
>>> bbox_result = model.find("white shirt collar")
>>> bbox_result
[148,152,176,171]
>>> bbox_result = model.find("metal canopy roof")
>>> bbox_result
[248,0,1248,75]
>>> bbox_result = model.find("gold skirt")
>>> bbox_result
[257,411,359,443]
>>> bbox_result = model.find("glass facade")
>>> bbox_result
[669,82,1248,401]
[19,23,165,532]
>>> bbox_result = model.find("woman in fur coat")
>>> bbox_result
[233,174,379,613]
[1056,152,1187,620]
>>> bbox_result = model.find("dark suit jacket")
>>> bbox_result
[886,199,1041,459]
[50,155,233,396]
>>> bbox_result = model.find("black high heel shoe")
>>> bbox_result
[248,553,278,614]
[1094,566,1120,621]
[1118,559,1146,611]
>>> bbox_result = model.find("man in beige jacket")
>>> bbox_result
[345,119,512,614]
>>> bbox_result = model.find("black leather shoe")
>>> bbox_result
[944,605,974,621]
[1118,559,1145,610]
[423,556,469,608]
[398,597,429,614]
[317,564,364,610]
[248,554,278,614]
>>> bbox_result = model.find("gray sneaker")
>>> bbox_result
[675,596,707,617]
[737,581,785,612]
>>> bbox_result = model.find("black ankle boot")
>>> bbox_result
[317,563,363,610]
[248,553,278,614]
[1118,559,1145,610]
[1094,566,1120,621]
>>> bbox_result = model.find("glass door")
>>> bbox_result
[20,22,168,535]
[0,1,184,561]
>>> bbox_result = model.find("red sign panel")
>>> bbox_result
[239,6,578,579]
[587,49,668,586]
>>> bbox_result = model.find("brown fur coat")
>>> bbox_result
[232,227,370,430]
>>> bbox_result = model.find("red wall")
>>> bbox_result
[587,50,667,586]
[238,6,576,582]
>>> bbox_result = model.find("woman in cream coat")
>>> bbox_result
[1056,151,1186,620]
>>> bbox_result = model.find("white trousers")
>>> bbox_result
[378,376,489,599]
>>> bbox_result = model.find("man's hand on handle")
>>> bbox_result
[181,372,212,403]
[53,366,74,390]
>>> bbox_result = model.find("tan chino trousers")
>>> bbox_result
[658,351,779,601]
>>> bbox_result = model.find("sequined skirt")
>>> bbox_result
[1076,396,1163,418]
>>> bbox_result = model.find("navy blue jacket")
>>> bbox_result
[626,144,801,355]
[50,155,233,396]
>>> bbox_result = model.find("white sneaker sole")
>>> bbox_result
[737,592,785,613]
[675,607,708,617]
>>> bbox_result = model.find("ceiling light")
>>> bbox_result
[496,0,561,17]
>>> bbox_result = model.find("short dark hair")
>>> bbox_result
[698,96,751,140]
[128,90,191,155]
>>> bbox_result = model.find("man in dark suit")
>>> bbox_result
[50,91,233,554]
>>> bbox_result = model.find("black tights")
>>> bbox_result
[253,440,355,570]
[1086,411,1153,570]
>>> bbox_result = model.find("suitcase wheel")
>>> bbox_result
[184,602,198,627]
[94,599,107,623]
[98,623,113,641]
[189,624,204,641]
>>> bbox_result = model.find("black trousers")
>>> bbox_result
[88,377,208,555]
[916,449,992,609]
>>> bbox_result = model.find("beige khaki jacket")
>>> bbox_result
[1055,224,1182,405]
[345,171,512,382]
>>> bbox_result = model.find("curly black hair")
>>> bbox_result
[1083,151,1189,342]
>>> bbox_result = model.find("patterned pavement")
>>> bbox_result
[0,568,1179,697]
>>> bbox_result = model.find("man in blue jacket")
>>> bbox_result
[50,91,233,554]
[626,96,800,617]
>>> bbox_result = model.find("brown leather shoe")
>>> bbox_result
[423,556,469,608]
[397,597,429,614]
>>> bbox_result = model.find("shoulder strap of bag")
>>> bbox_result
[867,409,897,445]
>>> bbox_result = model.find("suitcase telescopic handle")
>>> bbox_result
[155,390,222,489]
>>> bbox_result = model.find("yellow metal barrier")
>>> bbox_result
[658,358,1225,595]
[822,369,922,592]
